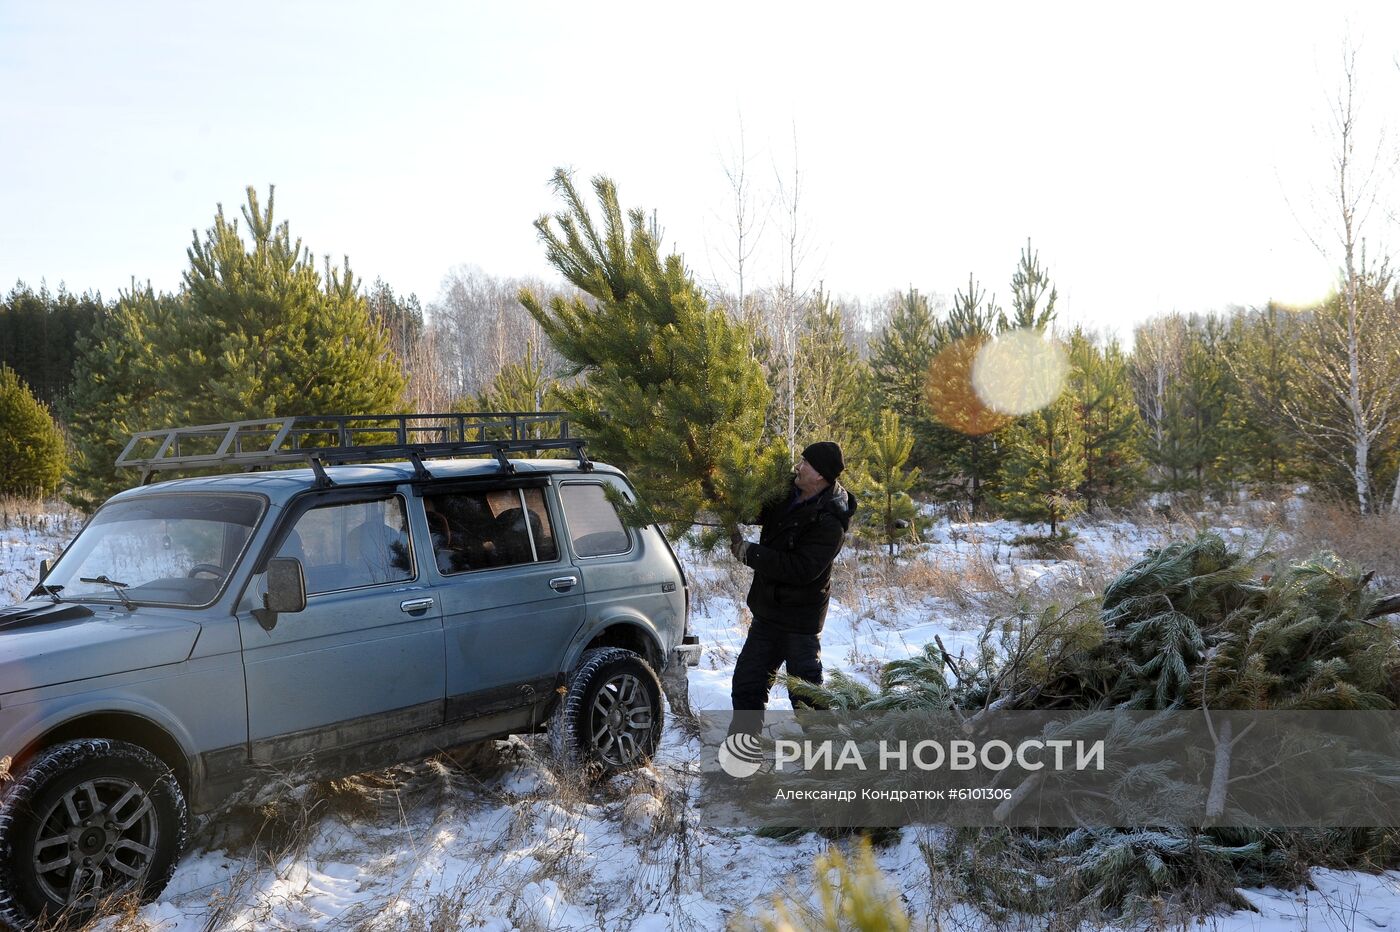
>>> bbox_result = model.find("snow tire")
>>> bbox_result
[0,739,188,930]
[550,647,663,775]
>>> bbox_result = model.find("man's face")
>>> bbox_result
[794,457,828,495]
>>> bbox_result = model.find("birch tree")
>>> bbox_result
[1131,315,1190,495]
[430,267,562,400]
[1285,273,1400,508]
[1284,45,1400,514]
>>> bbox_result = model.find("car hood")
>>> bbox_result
[0,600,202,696]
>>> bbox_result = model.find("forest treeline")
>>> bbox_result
[2,184,1398,534]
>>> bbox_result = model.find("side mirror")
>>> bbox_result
[253,558,307,630]
[38,559,50,582]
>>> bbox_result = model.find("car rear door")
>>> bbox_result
[424,479,585,723]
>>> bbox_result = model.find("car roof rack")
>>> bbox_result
[116,412,591,487]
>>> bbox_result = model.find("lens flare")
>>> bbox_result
[971,328,1069,416]
[925,335,1013,436]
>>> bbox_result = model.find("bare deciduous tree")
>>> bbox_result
[427,265,564,401]
[771,124,816,455]
[1284,262,1400,512]
[1286,44,1400,514]
[399,325,457,413]
[711,113,768,322]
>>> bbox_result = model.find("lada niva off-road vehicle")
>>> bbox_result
[0,413,697,928]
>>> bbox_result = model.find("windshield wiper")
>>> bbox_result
[35,583,65,603]
[80,575,135,610]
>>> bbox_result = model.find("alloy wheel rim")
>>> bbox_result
[589,672,654,766]
[31,777,160,909]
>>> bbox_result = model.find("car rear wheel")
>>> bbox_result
[0,739,187,930]
[551,647,663,774]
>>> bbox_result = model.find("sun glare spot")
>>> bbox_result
[925,335,1013,437]
[971,328,1069,416]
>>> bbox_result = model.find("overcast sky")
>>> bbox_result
[3,1,1398,337]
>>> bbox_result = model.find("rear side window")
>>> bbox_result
[424,486,558,574]
[277,496,412,594]
[560,483,631,557]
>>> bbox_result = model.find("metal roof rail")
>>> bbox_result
[115,412,591,486]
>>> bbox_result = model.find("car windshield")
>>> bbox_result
[44,493,265,607]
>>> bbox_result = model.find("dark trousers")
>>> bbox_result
[729,618,824,736]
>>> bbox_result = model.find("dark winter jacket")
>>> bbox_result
[741,481,858,634]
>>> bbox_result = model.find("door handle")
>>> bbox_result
[549,576,578,592]
[400,597,435,613]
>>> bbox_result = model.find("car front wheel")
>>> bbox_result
[0,739,188,930]
[551,647,663,774]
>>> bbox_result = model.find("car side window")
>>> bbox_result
[560,483,631,557]
[277,496,413,594]
[425,486,558,574]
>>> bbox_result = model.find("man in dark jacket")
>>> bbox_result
[728,441,857,735]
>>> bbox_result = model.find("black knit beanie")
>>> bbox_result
[801,441,845,483]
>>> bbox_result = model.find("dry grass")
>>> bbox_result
[0,494,83,535]
[189,744,549,930]
[689,549,752,614]
[1288,499,1400,587]
[851,545,1012,616]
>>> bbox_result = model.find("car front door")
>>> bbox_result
[237,489,445,765]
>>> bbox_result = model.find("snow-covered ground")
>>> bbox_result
[0,506,79,605]
[4,505,1399,930]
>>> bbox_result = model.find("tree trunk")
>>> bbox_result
[1205,717,1233,819]
[1346,279,1371,514]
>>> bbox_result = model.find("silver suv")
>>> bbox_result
[0,414,696,929]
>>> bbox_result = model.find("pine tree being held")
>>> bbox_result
[521,170,789,543]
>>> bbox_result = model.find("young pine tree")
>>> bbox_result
[793,288,869,451]
[1006,238,1057,331]
[520,170,789,542]
[870,287,940,476]
[459,340,564,444]
[468,339,558,414]
[997,390,1086,535]
[1132,315,1233,501]
[926,275,1010,514]
[0,364,66,497]
[1067,330,1143,512]
[1180,315,1237,497]
[849,410,921,555]
[991,244,1086,528]
[174,186,405,426]
[66,187,405,508]
[66,286,183,508]
[1222,303,1302,493]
